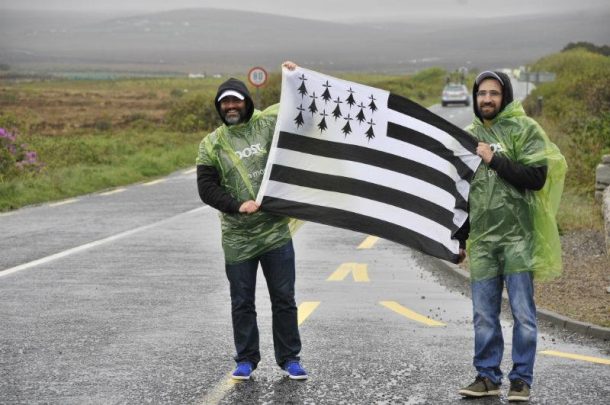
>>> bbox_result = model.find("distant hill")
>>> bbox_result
[0,8,608,74]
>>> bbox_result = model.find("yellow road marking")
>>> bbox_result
[298,301,320,325]
[200,301,320,404]
[143,179,165,186]
[183,167,196,174]
[200,375,239,404]
[540,350,610,365]
[100,188,126,196]
[327,263,369,282]
[380,301,446,327]
[357,235,379,249]
[49,198,78,207]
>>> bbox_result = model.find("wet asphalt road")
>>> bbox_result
[1,79,609,404]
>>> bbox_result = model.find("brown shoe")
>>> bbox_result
[458,375,501,397]
[508,379,530,402]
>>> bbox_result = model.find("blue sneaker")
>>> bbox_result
[282,361,308,380]
[231,362,253,380]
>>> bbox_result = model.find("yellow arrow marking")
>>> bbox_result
[540,350,610,365]
[380,301,446,327]
[357,235,379,249]
[327,263,369,282]
[298,301,320,325]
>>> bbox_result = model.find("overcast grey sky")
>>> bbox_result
[1,0,609,21]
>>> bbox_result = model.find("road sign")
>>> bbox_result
[248,66,268,88]
[519,71,556,83]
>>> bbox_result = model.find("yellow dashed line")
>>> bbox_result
[200,301,320,404]
[49,198,78,207]
[199,376,239,404]
[357,235,379,249]
[380,301,446,327]
[540,350,610,365]
[327,263,369,282]
[298,301,320,325]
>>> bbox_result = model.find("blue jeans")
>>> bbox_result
[471,272,537,387]
[225,240,301,368]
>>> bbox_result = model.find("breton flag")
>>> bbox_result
[256,67,481,263]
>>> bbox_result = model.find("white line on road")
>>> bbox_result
[182,168,196,174]
[100,188,126,196]
[49,198,79,207]
[143,179,166,186]
[0,206,208,278]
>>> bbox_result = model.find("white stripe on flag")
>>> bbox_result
[387,109,480,172]
[264,180,459,252]
[271,148,466,219]
[289,130,466,191]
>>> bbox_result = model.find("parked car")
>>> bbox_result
[441,83,470,107]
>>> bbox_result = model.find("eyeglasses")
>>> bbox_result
[476,90,502,98]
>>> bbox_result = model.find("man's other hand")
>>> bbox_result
[282,61,298,71]
[239,200,260,214]
[458,248,467,264]
[476,142,494,164]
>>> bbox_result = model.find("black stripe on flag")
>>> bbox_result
[387,122,475,181]
[387,93,478,153]
[261,196,459,263]
[277,131,468,210]
[269,164,457,231]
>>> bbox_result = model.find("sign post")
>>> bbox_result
[520,68,556,96]
[248,66,268,108]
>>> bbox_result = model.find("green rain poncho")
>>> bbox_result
[466,101,567,282]
[196,104,292,264]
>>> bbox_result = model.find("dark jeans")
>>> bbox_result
[225,240,301,368]
[471,272,537,387]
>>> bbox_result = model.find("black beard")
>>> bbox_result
[479,103,500,120]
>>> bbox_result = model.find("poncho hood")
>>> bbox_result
[215,78,255,125]
[472,70,514,122]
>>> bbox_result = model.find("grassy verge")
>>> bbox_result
[0,129,202,210]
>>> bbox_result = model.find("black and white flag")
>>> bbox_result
[256,67,481,263]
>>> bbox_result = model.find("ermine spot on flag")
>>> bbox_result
[256,67,481,263]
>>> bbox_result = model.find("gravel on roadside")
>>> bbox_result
[535,230,610,328]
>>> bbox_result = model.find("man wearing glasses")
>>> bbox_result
[457,71,566,402]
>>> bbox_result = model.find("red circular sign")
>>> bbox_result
[248,66,268,88]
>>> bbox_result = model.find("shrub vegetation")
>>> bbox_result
[522,47,610,230]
